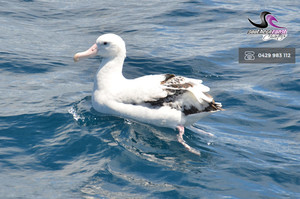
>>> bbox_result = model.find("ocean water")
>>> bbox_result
[0,0,300,198]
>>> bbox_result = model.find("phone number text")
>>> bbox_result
[257,53,292,58]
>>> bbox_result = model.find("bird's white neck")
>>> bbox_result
[93,55,126,91]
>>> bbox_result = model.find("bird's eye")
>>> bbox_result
[103,42,108,45]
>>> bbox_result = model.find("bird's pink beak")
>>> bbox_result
[74,43,98,62]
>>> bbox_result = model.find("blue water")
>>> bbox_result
[1,0,300,198]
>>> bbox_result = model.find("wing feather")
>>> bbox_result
[118,74,222,115]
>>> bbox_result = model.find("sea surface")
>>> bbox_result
[0,0,299,198]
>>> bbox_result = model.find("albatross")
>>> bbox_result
[74,33,222,155]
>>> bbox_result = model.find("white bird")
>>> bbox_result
[74,33,222,155]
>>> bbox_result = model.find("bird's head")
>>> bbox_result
[74,33,126,62]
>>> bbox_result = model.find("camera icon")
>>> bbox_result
[244,51,255,60]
